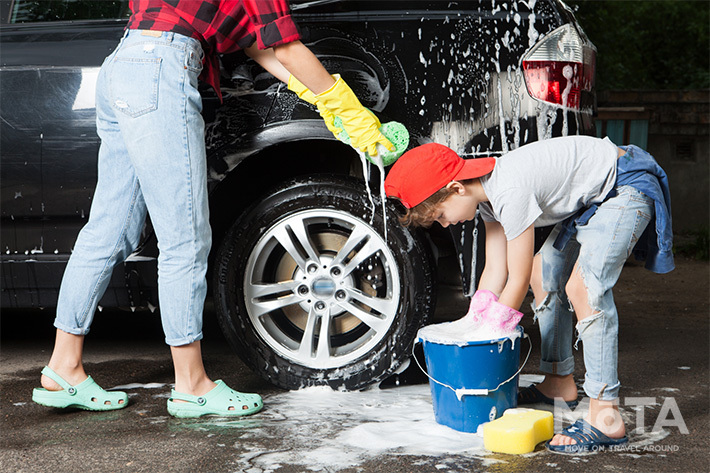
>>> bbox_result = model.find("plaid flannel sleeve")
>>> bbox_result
[244,0,301,49]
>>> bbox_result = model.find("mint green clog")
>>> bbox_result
[167,380,263,418]
[32,366,128,411]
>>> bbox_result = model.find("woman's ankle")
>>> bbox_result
[41,364,88,390]
[173,377,216,396]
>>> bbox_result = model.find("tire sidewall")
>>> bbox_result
[213,175,434,390]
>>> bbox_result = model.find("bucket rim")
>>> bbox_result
[418,326,524,347]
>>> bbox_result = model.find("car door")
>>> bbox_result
[0,0,129,305]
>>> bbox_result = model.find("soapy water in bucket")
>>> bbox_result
[415,316,531,433]
[417,314,524,347]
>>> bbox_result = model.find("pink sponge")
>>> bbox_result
[480,301,523,334]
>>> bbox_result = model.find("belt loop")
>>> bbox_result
[166,32,174,43]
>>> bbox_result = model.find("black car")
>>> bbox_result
[0,0,596,390]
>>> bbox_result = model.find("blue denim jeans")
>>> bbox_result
[54,30,210,346]
[532,185,653,400]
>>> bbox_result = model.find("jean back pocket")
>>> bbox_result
[110,57,162,118]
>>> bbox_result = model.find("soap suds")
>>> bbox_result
[417,315,522,346]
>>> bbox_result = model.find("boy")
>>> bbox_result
[384,136,673,453]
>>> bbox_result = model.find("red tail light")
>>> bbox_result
[522,24,596,110]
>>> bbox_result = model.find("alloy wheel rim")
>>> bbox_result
[243,209,401,369]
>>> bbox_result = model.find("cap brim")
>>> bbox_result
[453,157,496,180]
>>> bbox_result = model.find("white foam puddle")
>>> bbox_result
[228,384,492,472]
[122,374,676,471]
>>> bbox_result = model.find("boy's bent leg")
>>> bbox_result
[552,186,653,445]
[571,186,653,402]
[527,227,578,401]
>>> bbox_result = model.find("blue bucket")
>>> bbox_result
[417,326,529,433]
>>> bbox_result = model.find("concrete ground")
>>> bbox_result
[1,255,707,473]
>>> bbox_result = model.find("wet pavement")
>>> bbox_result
[1,255,708,473]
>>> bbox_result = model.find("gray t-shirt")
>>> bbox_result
[478,136,618,240]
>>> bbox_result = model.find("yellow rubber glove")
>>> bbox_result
[287,74,341,139]
[315,76,394,156]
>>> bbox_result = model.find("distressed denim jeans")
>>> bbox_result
[532,185,653,400]
[54,30,210,346]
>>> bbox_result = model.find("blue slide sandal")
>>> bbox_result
[546,419,628,454]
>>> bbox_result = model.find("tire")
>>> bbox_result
[213,175,435,390]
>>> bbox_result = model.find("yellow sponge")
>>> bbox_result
[483,408,554,454]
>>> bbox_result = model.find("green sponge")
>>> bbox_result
[333,116,409,166]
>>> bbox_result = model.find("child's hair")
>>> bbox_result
[399,179,472,227]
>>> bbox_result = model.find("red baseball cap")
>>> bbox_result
[384,143,496,208]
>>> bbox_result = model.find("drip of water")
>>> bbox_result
[357,144,389,243]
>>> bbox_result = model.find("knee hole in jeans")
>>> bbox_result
[574,310,604,349]
[565,275,587,314]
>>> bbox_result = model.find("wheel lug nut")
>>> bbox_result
[298,285,309,295]
[307,264,319,274]
[335,290,346,301]
[330,267,341,277]
[315,301,326,311]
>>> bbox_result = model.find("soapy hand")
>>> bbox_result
[480,301,523,334]
[464,289,499,324]
[315,76,394,156]
[417,291,515,344]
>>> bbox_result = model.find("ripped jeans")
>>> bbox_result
[532,185,653,400]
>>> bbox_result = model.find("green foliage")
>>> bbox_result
[674,226,710,260]
[565,0,710,90]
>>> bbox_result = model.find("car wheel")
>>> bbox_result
[213,175,435,390]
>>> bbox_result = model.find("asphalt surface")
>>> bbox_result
[1,255,708,473]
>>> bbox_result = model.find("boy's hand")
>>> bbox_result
[480,301,523,334]
[464,289,499,324]
[315,76,394,156]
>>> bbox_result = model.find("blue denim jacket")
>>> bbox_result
[553,144,674,274]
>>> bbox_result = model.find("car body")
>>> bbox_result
[1,0,596,390]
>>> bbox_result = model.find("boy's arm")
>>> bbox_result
[477,220,509,295]
[498,225,535,311]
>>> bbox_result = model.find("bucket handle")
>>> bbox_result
[413,332,532,401]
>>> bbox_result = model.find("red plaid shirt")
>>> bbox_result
[127,0,301,99]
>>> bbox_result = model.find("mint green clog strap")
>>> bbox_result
[169,389,207,406]
[41,366,76,394]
